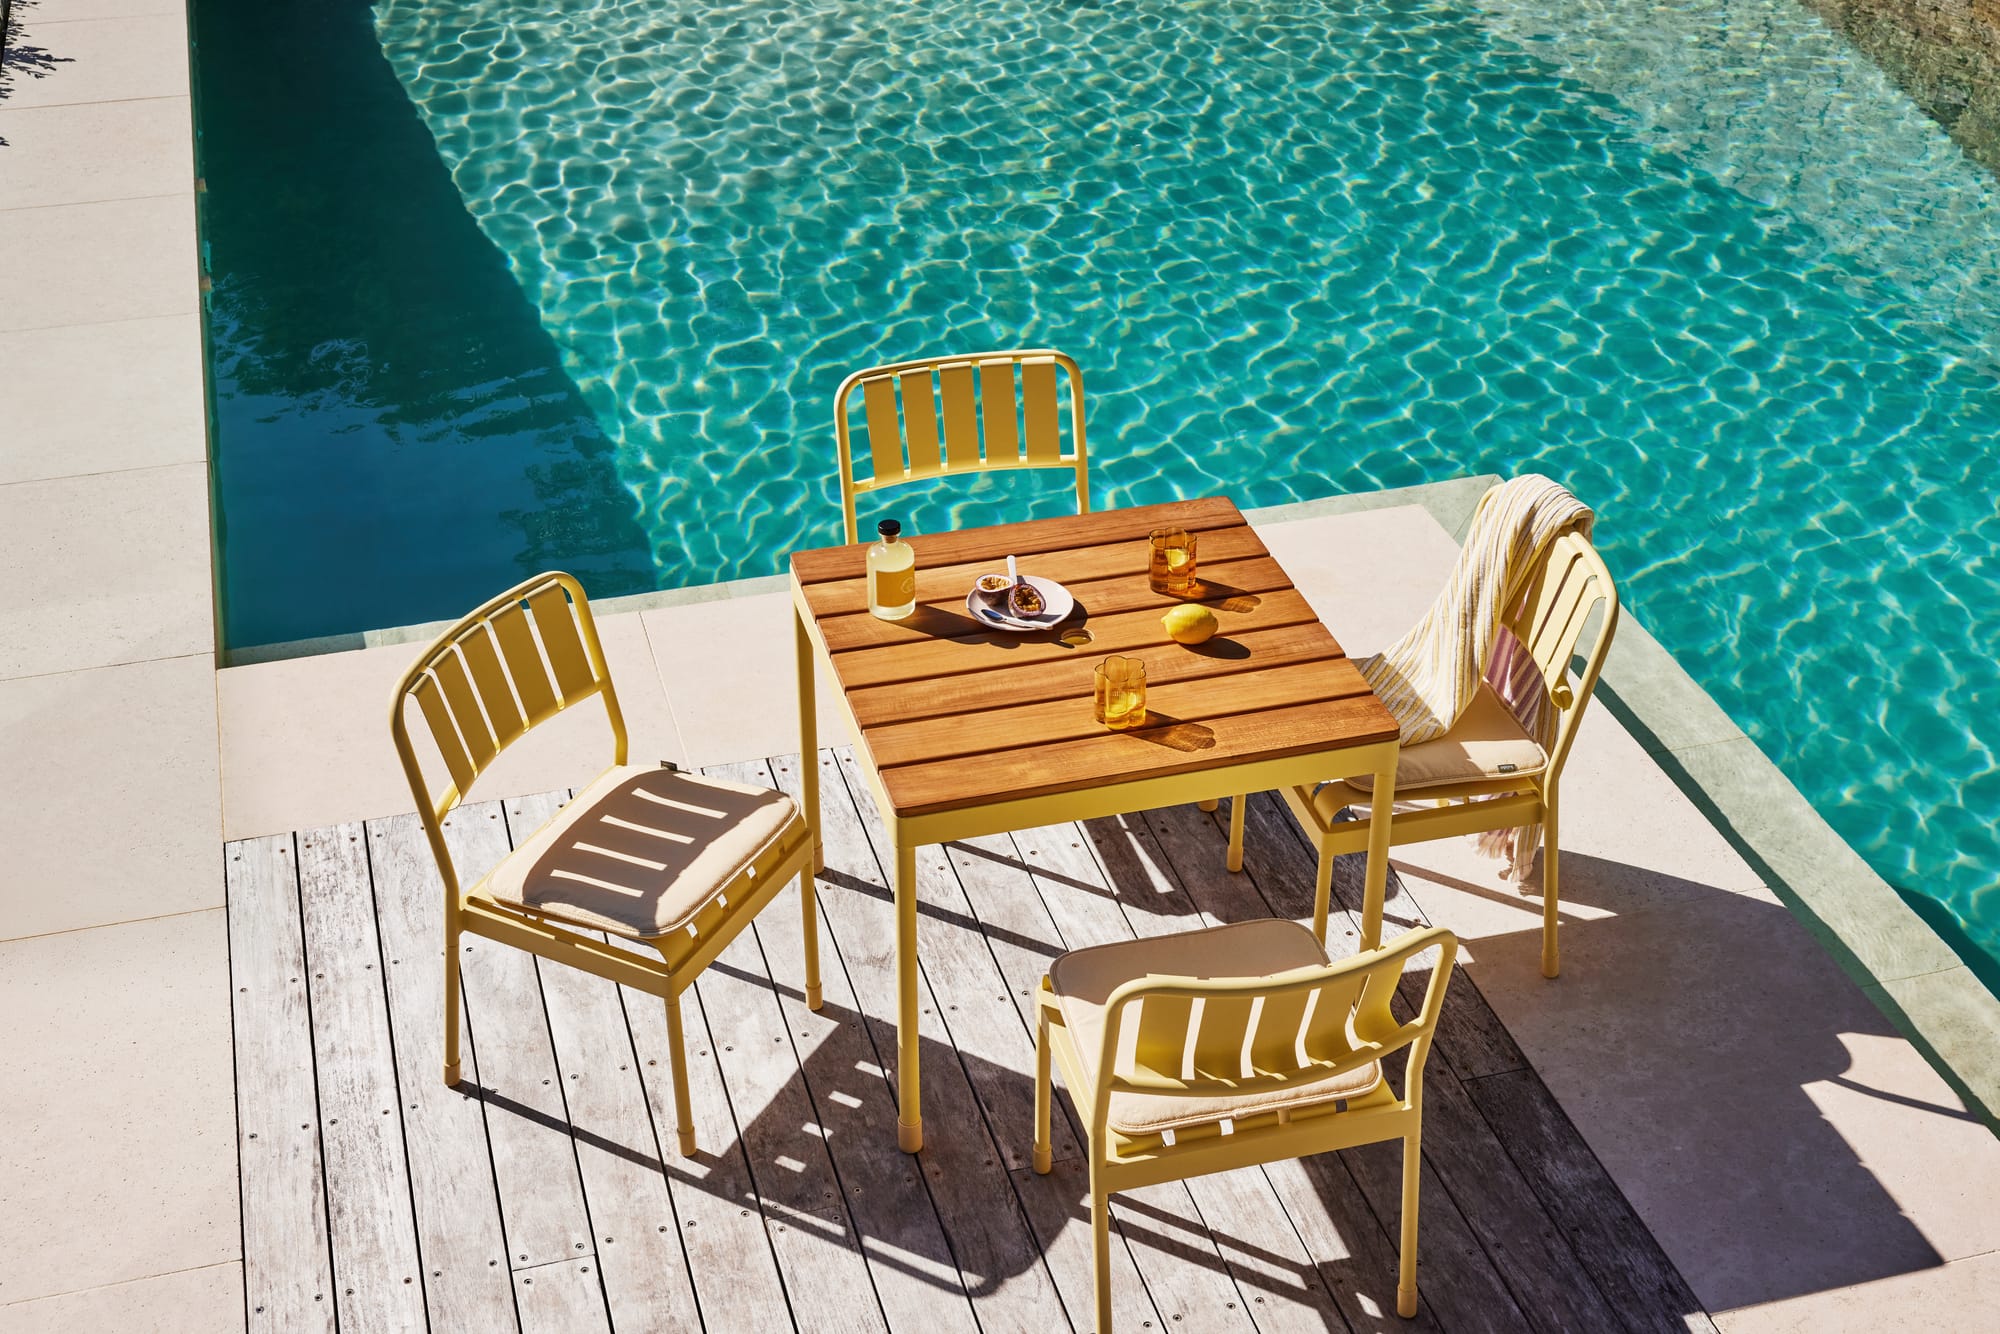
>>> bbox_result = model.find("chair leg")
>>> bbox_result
[1090,1160,1113,1334]
[1310,839,1336,944]
[1032,1004,1053,1175]
[1540,795,1561,980]
[1398,1131,1421,1319]
[801,867,824,1012]
[664,990,698,1157]
[443,910,463,1086]
[1226,795,1246,872]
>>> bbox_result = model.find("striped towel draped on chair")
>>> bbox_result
[1358,474,1595,745]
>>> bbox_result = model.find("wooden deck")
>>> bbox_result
[228,750,1716,1333]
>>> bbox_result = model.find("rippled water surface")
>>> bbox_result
[207,0,2000,968]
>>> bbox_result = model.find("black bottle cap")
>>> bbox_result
[877,519,902,539]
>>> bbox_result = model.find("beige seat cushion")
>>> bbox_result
[484,765,799,940]
[1048,919,1382,1137]
[1317,680,1546,816]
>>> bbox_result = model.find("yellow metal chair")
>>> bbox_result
[1232,530,1618,978]
[832,348,1089,544]
[1034,921,1457,1329]
[390,571,821,1155]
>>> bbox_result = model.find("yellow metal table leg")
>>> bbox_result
[1226,794,1247,872]
[894,837,923,1152]
[1360,750,1398,951]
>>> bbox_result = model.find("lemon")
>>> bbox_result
[1165,548,1191,571]
[1162,604,1219,645]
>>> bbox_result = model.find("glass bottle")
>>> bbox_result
[866,518,916,620]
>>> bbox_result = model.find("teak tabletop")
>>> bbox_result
[789,495,1402,1153]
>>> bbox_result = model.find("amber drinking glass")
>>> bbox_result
[1094,656,1148,730]
[1148,527,1198,594]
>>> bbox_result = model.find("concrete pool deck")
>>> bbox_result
[4,5,2000,1327]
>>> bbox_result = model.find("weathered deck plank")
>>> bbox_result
[1009,820,1261,1331]
[505,790,702,1332]
[228,834,336,1334]
[747,753,1019,1331]
[295,825,428,1334]
[802,750,1077,1328]
[366,812,519,1330]
[611,930,798,1331]
[440,802,600,1288]
[514,1256,612,1333]
[231,747,1713,1334]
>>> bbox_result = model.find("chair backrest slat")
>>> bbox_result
[459,623,526,751]
[527,583,597,705]
[900,367,943,479]
[862,372,906,486]
[491,603,559,726]
[1130,994,1195,1084]
[832,349,1088,543]
[432,648,497,773]
[1020,355,1061,463]
[1189,995,1256,1082]
[978,357,1019,462]
[938,360,981,469]
[1247,987,1315,1075]
[1508,530,1619,773]
[412,673,477,798]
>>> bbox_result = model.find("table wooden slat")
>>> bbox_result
[880,695,1396,817]
[866,659,1372,770]
[800,522,1272,621]
[830,587,1327,691]
[845,621,1352,728]
[814,554,1297,654]
[791,495,1244,584]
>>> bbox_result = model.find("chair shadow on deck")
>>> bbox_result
[1339,834,1992,1316]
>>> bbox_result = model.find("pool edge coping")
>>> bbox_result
[228,475,2000,1132]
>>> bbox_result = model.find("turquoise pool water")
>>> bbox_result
[201,0,2000,970]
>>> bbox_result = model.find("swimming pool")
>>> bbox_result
[199,0,2000,972]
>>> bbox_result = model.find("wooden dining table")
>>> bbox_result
[789,495,1400,1153]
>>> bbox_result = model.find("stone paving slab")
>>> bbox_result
[0,13,190,110]
[0,97,191,209]
[0,194,196,333]
[0,462,213,678]
[0,316,207,486]
[0,1263,242,1333]
[0,653,220,941]
[0,912,238,1307]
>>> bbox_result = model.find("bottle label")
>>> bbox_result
[874,567,915,607]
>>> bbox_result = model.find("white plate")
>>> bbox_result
[966,575,1075,632]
